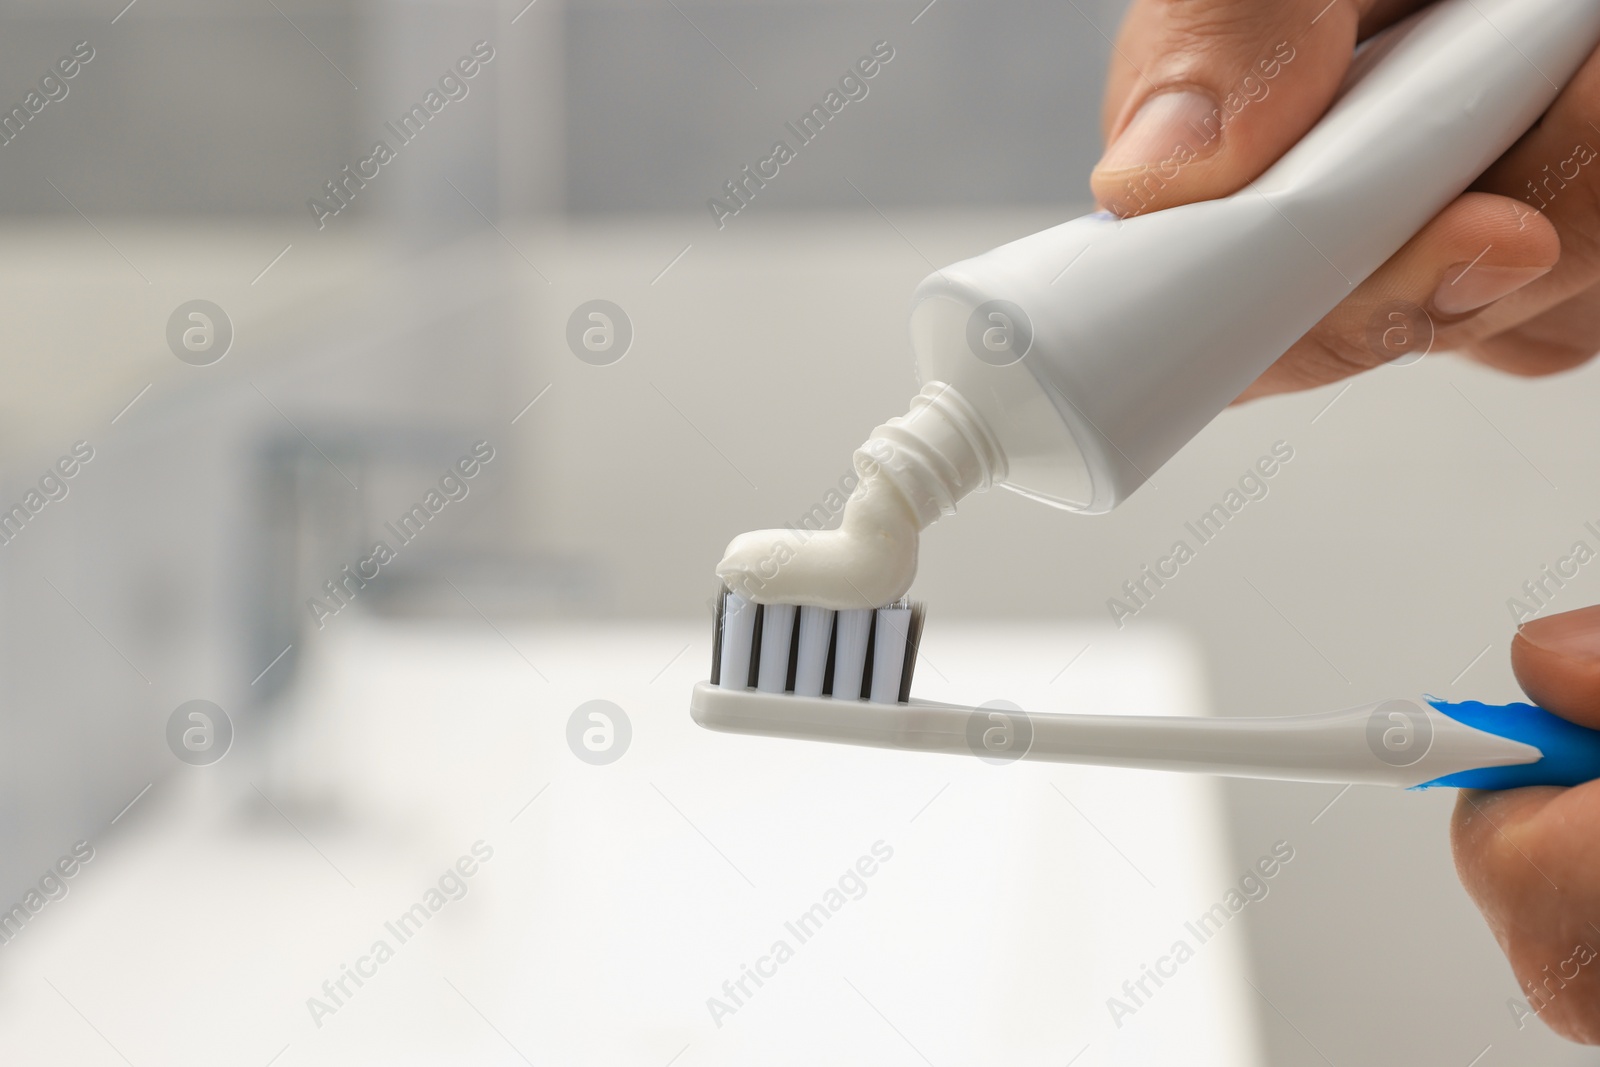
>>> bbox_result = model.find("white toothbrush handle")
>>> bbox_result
[947,698,1543,787]
[690,685,1543,788]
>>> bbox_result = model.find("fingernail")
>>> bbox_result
[1432,264,1549,315]
[1098,89,1221,174]
[1518,606,1600,663]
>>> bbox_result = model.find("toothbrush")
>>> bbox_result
[699,0,1600,790]
[692,590,1600,790]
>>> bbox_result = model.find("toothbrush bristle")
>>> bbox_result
[710,588,726,686]
[869,601,912,704]
[794,605,833,697]
[712,586,924,704]
[756,603,797,693]
[899,601,924,704]
[831,608,873,700]
[715,590,758,689]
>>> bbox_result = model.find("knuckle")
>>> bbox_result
[1150,0,1326,57]
[1287,327,1385,386]
[1467,331,1600,377]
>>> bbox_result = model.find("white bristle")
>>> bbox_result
[831,608,873,700]
[869,602,911,704]
[756,603,796,693]
[720,593,757,689]
[794,606,834,697]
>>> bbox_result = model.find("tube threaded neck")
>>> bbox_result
[855,381,1007,528]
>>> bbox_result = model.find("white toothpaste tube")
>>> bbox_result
[717,0,1600,609]
[909,0,1600,512]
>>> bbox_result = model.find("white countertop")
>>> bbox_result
[0,619,1262,1066]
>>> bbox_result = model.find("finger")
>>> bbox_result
[1237,192,1559,399]
[1465,40,1600,326]
[1091,0,1427,217]
[1449,604,1600,1043]
[1451,782,1600,1043]
[1469,275,1600,377]
[1512,606,1600,731]
[1243,27,1600,398]
[1097,0,1423,129]
[1455,42,1600,365]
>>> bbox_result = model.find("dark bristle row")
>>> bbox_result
[712,585,923,704]
[898,601,924,704]
[710,588,726,686]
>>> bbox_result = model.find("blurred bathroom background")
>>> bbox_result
[0,0,1595,1063]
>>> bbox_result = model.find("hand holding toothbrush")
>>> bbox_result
[1092,0,1600,399]
[1094,0,1600,1042]
[1453,607,1600,1043]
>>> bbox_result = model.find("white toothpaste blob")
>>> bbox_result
[715,382,1006,609]
[716,460,917,609]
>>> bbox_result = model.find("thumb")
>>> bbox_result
[1091,0,1414,217]
[1511,606,1600,732]
[1446,604,1600,1044]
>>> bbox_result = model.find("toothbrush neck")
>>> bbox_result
[855,382,1007,528]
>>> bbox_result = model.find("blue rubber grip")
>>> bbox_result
[1414,700,1600,790]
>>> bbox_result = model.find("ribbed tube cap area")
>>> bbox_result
[855,381,1007,529]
